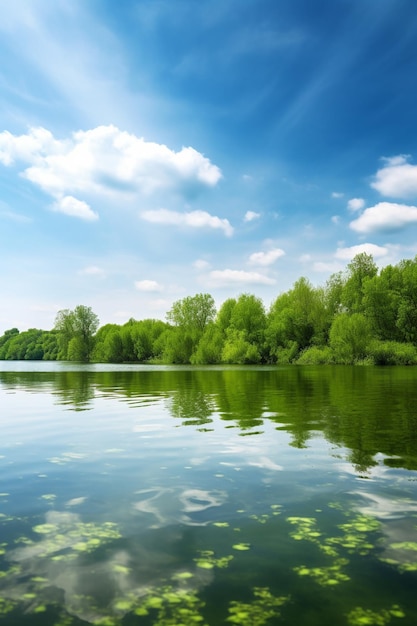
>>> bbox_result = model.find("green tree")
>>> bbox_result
[341,253,378,314]
[266,278,328,360]
[55,305,99,362]
[362,264,402,341]
[165,293,216,363]
[191,323,224,364]
[329,313,373,363]
[167,293,216,332]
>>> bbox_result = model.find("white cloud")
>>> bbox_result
[331,215,340,224]
[299,254,312,263]
[141,208,233,236]
[244,210,260,222]
[207,269,276,287]
[313,261,344,273]
[79,265,105,276]
[347,197,365,212]
[0,125,222,218]
[335,243,388,260]
[52,196,98,221]
[248,248,285,266]
[331,192,344,198]
[193,259,211,270]
[135,280,163,292]
[371,155,417,198]
[350,202,417,234]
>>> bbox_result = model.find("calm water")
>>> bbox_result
[1,363,417,626]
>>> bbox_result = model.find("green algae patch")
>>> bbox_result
[139,586,208,626]
[195,549,234,569]
[227,587,289,625]
[347,604,405,625]
[33,523,59,534]
[390,542,417,552]
[40,494,57,501]
[29,518,121,558]
[173,571,194,580]
[0,597,17,615]
[232,543,251,551]
[250,514,270,524]
[294,558,350,586]
[286,516,322,544]
[112,564,130,575]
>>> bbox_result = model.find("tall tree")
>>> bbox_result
[166,293,216,331]
[341,253,378,314]
[55,305,99,362]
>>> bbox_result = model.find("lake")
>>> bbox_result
[1,362,417,625]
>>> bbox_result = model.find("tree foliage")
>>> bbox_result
[54,305,99,362]
[3,254,417,365]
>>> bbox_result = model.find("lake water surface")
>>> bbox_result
[1,363,417,625]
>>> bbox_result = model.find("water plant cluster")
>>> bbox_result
[0,491,415,625]
[2,253,417,365]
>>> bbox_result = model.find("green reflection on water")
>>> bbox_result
[1,365,417,624]
[2,365,417,471]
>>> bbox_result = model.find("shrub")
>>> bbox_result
[369,340,417,366]
[296,346,335,365]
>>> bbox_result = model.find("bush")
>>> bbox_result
[296,346,335,365]
[369,340,417,365]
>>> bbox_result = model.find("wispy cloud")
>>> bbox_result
[141,208,233,236]
[350,202,417,234]
[78,265,105,276]
[244,210,260,222]
[193,259,211,270]
[0,209,32,223]
[52,196,98,221]
[135,280,163,292]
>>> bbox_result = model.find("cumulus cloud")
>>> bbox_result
[347,197,365,212]
[335,243,388,260]
[248,248,285,266]
[52,195,98,221]
[371,155,417,198]
[135,280,163,292]
[207,269,276,287]
[244,210,260,222]
[0,125,222,219]
[141,208,233,236]
[350,202,417,234]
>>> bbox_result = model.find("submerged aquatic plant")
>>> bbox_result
[347,604,405,625]
[380,541,417,573]
[294,558,350,586]
[194,549,234,569]
[226,587,289,625]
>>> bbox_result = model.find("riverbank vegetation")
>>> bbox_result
[2,253,417,365]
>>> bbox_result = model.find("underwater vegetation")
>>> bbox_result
[0,493,415,624]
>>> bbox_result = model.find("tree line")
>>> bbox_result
[2,253,417,365]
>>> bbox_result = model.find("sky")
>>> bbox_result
[1,0,417,334]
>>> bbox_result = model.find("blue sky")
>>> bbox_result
[1,0,417,333]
